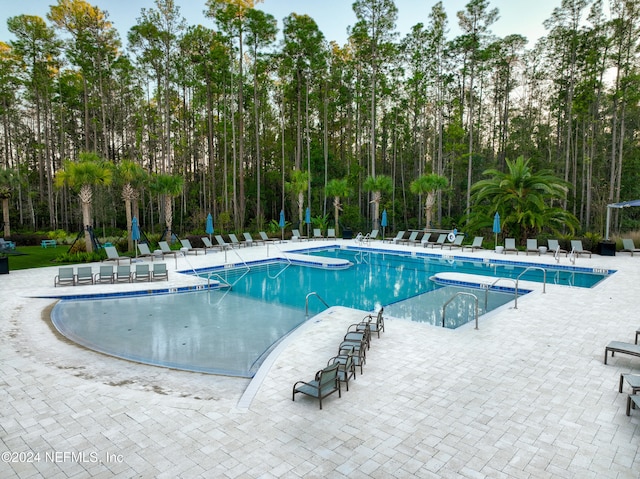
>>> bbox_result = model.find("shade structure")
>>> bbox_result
[205,213,214,241]
[605,199,640,240]
[131,216,140,257]
[492,212,501,247]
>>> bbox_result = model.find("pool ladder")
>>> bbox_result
[305,292,330,318]
[442,292,479,329]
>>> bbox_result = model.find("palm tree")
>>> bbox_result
[409,173,448,229]
[285,169,309,227]
[471,156,579,240]
[54,152,112,253]
[0,168,19,238]
[150,173,184,243]
[116,161,147,252]
[363,174,393,230]
[325,178,351,235]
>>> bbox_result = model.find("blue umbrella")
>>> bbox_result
[279,210,285,240]
[381,209,388,240]
[305,207,311,237]
[205,213,214,241]
[492,212,501,247]
[131,216,140,257]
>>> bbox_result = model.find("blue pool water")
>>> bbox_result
[52,247,612,376]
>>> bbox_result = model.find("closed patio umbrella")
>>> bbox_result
[131,216,140,257]
[492,212,501,248]
[206,213,214,242]
[279,210,285,240]
[381,209,388,240]
[305,207,311,238]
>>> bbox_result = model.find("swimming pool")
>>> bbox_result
[51,247,612,376]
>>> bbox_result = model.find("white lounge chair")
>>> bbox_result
[313,228,324,240]
[443,234,464,250]
[292,229,308,241]
[570,240,591,258]
[94,265,114,284]
[462,236,484,252]
[152,263,168,281]
[133,263,151,282]
[103,246,131,265]
[215,235,233,250]
[159,241,179,260]
[114,265,132,283]
[503,238,518,255]
[384,231,405,244]
[259,231,280,243]
[243,232,264,246]
[547,239,567,257]
[180,238,206,255]
[228,233,246,248]
[526,239,539,255]
[621,239,640,256]
[201,237,219,252]
[54,267,75,287]
[326,229,336,240]
[75,266,94,285]
[137,243,156,261]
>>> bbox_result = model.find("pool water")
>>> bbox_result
[52,247,611,376]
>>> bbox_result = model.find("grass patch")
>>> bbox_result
[2,245,131,271]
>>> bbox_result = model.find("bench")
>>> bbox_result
[41,239,57,248]
[604,341,640,364]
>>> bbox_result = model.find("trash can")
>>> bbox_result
[0,256,8,274]
[598,241,616,256]
[342,228,353,240]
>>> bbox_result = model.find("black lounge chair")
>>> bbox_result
[604,341,640,364]
[292,363,341,409]
[358,308,385,338]
[328,351,356,392]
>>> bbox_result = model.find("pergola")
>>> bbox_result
[605,199,640,240]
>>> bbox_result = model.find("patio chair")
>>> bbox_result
[443,234,465,250]
[526,239,539,255]
[114,264,132,283]
[626,394,640,417]
[201,237,219,252]
[133,263,151,282]
[604,341,640,364]
[137,243,156,261]
[103,245,131,265]
[243,232,264,246]
[462,236,484,252]
[369,229,379,240]
[328,351,356,392]
[54,267,75,287]
[619,373,640,394]
[75,266,94,285]
[621,239,640,256]
[384,230,405,244]
[215,235,233,250]
[259,231,280,243]
[358,308,385,338]
[313,228,324,240]
[159,241,179,260]
[180,238,206,255]
[344,321,371,351]
[152,263,168,281]
[326,228,336,240]
[547,239,567,257]
[503,238,519,255]
[94,265,114,284]
[338,335,366,375]
[292,363,341,409]
[570,240,591,258]
[228,233,246,248]
[292,229,308,241]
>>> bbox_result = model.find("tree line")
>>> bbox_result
[0,0,639,246]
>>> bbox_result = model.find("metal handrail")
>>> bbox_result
[442,292,479,329]
[516,266,547,294]
[485,277,518,309]
[305,292,330,318]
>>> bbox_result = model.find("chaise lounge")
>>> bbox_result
[604,341,640,364]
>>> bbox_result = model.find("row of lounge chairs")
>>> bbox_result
[291,228,338,241]
[292,309,385,409]
[604,327,640,417]
[54,263,168,286]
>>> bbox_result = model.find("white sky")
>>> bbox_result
[1,0,562,48]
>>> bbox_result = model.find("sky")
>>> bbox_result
[0,0,562,48]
